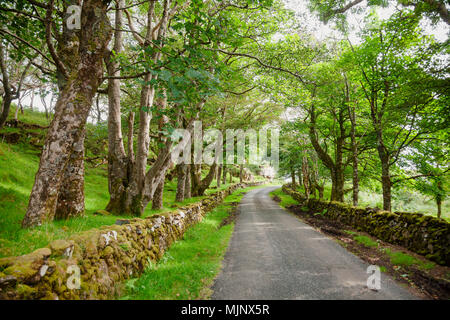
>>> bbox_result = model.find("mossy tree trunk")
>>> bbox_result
[309,99,345,202]
[175,164,187,202]
[297,169,302,187]
[105,0,130,215]
[152,178,164,210]
[217,165,222,188]
[302,156,310,198]
[291,168,296,187]
[184,164,191,199]
[192,163,218,197]
[55,128,86,219]
[124,0,172,216]
[222,165,227,185]
[21,0,112,228]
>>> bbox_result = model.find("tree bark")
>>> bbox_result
[217,165,222,188]
[308,101,345,202]
[0,42,12,129]
[192,164,218,196]
[175,164,187,202]
[152,178,164,210]
[302,156,310,198]
[22,0,112,228]
[184,164,191,199]
[348,106,359,206]
[55,128,85,219]
[125,0,172,215]
[105,0,129,215]
[297,169,302,187]
[373,99,392,211]
[222,165,227,185]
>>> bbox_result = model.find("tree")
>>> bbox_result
[17,0,112,227]
[345,12,445,210]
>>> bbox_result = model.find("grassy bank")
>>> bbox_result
[120,185,262,300]
[0,138,242,258]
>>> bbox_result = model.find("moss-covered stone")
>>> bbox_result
[0,182,262,300]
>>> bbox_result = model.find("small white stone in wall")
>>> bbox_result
[64,246,74,258]
[39,264,49,277]
[101,230,118,246]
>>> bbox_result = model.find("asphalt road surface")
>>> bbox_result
[211,186,418,300]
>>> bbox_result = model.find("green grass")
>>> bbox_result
[382,248,435,270]
[0,137,251,258]
[353,235,378,248]
[344,230,379,248]
[343,230,436,270]
[0,142,120,257]
[120,186,262,300]
[7,105,52,127]
[269,188,297,208]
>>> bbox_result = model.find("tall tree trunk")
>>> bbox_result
[126,75,154,214]
[317,185,324,199]
[345,80,359,206]
[125,0,171,216]
[308,100,344,202]
[291,169,296,187]
[105,0,129,215]
[222,165,227,185]
[349,110,359,206]
[22,0,112,228]
[297,169,302,187]
[192,164,218,196]
[152,177,164,210]
[436,179,442,219]
[370,84,392,211]
[380,157,391,211]
[14,96,21,121]
[217,165,222,188]
[55,128,85,219]
[333,108,345,202]
[0,42,12,129]
[184,164,191,199]
[239,164,244,183]
[175,164,187,202]
[302,156,310,198]
[374,117,391,211]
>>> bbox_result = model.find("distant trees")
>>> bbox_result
[256,10,448,214]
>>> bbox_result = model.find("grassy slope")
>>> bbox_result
[0,107,244,258]
[120,186,263,300]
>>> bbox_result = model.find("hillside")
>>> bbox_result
[0,107,247,258]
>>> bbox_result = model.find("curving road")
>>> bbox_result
[211,186,418,300]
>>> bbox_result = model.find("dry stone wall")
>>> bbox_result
[282,184,450,266]
[0,183,259,300]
